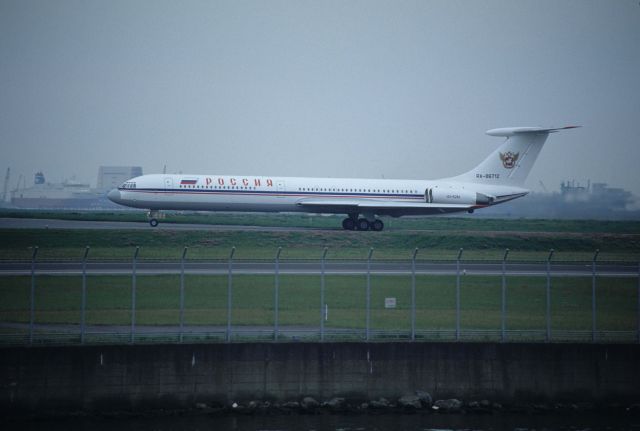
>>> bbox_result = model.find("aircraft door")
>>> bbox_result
[425,188,433,203]
[164,177,173,189]
[277,180,285,197]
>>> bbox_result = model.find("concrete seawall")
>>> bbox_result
[2,342,639,412]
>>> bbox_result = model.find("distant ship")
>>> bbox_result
[10,172,107,209]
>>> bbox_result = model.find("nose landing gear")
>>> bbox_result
[147,210,162,227]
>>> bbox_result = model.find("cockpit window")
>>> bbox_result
[121,181,136,189]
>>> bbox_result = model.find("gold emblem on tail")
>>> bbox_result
[499,151,519,169]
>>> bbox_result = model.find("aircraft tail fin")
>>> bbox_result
[449,126,579,187]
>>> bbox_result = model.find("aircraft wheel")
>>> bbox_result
[149,218,159,227]
[342,218,356,230]
[371,219,384,231]
[356,218,370,231]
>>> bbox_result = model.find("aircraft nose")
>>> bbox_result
[107,188,121,203]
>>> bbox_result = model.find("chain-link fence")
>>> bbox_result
[1,246,639,346]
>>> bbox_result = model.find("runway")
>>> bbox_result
[0,259,637,277]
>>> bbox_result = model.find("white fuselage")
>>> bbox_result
[109,173,527,216]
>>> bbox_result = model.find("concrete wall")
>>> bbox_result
[2,342,639,412]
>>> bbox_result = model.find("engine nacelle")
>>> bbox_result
[425,186,494,205]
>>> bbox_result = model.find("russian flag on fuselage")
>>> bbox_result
[180,179,198,185]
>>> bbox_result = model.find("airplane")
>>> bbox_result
[107,126,578,231]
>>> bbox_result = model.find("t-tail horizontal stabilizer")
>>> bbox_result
[450,125,580,187]
[486,125,581,137]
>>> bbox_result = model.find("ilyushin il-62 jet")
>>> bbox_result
[108,126,578,231]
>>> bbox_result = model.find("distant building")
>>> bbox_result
[479,179,639,220]
[96,166,143,192]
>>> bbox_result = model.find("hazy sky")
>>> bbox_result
[1,0,639,194]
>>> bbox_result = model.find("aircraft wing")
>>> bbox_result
[296,198,475,216]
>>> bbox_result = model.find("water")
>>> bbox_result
[5,412,639,431]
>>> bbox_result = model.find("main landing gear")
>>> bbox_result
[342,214,384,231]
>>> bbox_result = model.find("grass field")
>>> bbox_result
[1,227,639,261]
[1,274,636,332]
[2,214,637,343]
[2,212,639,260]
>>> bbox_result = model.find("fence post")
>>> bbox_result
[411,248,419,341]
[501,248,509,343]
[28,246,38,345]
[592,249,599,343]
[366,247,374,341]
[546,249,554,343]
[227,247,235,343]
[320,247,328,341]
[179,247,188,343]
[130,246,139,344]
[456,248,463,341]
[274,247,282,341]
[80,246,90,344]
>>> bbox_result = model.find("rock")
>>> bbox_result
[324,397,346,411]
[195,402,208,409]
[398,394,422,409]
[301,396,320,410]
[575,402,595,411]
[433,399,463,412]
[359,402,369,410]
[467,399,492,414]
[369,398,391,409]
[627,403,640,413]
[281,401,300,410]
[415,390,433,407]
[246,400,261,411]
[533,403,551,412]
